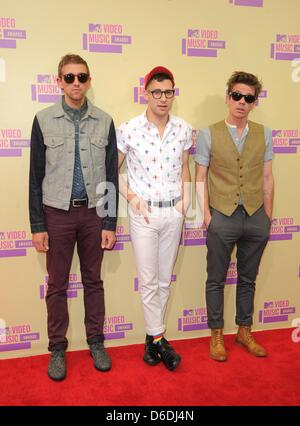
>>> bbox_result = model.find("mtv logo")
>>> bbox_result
[183,309,194,316]
[38,74,51,84]
[277,34,287,42]
[0,58,5,82]
[264,301,274,309]
[89,24,101,32]
[272,130,282,137]
[188,29,200,38]
[258,90,267,98]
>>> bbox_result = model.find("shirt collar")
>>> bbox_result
[52,97,98,120]
[137,110,177,128]
[62,96,88,121]
[225,119,249,132]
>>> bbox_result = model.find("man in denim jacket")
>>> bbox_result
[29,54,118,380]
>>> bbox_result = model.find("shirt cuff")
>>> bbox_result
[102,218,117,231]
[31,223,47,233]
[193,155,210,166]
[117,144,128,154]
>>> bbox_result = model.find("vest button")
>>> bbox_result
[236,193,240,196]
[240,166,243,169]
[240,175,243,178]
[234,202,237,205]
[237,158,240,161]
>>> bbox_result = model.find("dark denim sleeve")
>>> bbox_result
[102,120,119,231]
[29,116,47,233]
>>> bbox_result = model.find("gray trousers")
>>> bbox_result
[206,205,271,329]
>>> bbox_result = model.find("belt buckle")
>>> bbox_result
[72,198,86,207]
[158,201,163,208]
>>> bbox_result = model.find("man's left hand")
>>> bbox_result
[101,230,117,249]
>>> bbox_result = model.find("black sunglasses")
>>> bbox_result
[229,91,256,104]
[62,73,89,84]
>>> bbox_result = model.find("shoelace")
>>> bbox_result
[91,343,104,351]
[214,331,224,346]
[243,331,255,345]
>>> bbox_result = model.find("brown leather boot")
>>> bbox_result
[236,326,267,357]
[210,329,227,361]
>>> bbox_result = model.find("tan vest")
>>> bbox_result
[209,120,265,216]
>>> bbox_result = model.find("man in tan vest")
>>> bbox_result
[195,71,274,361]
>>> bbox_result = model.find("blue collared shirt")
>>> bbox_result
[62,97,88,200]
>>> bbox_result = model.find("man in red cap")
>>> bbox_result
[117,66,192,371]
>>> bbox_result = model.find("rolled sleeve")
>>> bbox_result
[194,127,211,166]
[264,127,274,162]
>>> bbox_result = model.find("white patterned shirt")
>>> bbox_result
[117,112,192,201]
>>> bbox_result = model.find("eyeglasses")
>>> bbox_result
[229,91,256,104]
[148,89,175,99]
[62,73,90,84]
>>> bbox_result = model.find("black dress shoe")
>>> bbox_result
[143,334,161,366]
[156,338,181,371]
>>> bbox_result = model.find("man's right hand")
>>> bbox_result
[128,193,151,224]
[32,232,49,252]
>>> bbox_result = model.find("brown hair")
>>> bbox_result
[58,54,90,77]
[227,71,262,98]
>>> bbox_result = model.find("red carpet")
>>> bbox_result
[0,328,299,406]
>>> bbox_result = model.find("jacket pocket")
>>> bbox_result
[44,136,65,166]
[90,137,108,148]
[90,137,107,168]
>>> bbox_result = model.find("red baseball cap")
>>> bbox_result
[144,66,175,89]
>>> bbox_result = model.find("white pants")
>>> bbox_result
[129,206,184,336]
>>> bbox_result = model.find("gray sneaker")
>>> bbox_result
[89,342,112,372]
[48,350,66,381]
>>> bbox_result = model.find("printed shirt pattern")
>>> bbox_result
[117,112,192,201]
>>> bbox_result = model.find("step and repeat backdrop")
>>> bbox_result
[0,0,299,359]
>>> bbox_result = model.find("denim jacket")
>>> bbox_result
[29,98,118,233]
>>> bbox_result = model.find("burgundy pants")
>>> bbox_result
[44,205,104,351]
